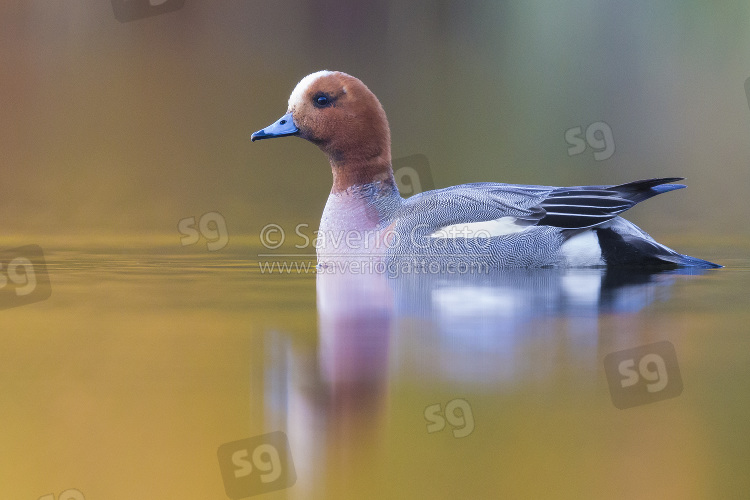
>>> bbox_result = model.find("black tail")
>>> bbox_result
[539,177,686,229]
[596,221,722,269]
[608,177,686,203]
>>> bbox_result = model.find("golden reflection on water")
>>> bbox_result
[4,1,750,498]
[2,241,749,499]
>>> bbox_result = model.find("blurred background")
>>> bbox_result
[2,2,750,500]
[1,0,749,248]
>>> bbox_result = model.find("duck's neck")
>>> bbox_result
[329,152,394,194]
[320,155,403,238]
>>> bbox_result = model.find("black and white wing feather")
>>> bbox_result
[537,178,686,229]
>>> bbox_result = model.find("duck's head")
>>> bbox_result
[252,71,394,192]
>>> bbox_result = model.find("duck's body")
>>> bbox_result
[252,70,720,269]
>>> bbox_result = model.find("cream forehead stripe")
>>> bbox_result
[288,70,335,109]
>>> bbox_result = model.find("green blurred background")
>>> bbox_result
[2,0,749,249]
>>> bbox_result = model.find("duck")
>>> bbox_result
[251,70,720,269]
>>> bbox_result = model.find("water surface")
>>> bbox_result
[3,241,748,499]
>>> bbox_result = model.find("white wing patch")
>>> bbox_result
[560,230,604,267]
[429,217,531,239]
[288,70,334,109]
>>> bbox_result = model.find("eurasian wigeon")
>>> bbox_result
[252,70,720,269]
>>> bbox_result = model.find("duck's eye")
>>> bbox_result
[314,94,331,107]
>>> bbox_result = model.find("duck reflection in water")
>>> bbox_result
[261,265,706,493]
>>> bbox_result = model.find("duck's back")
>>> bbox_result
[385,178,720,269]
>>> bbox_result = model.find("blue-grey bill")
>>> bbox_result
[251,112,299,141]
